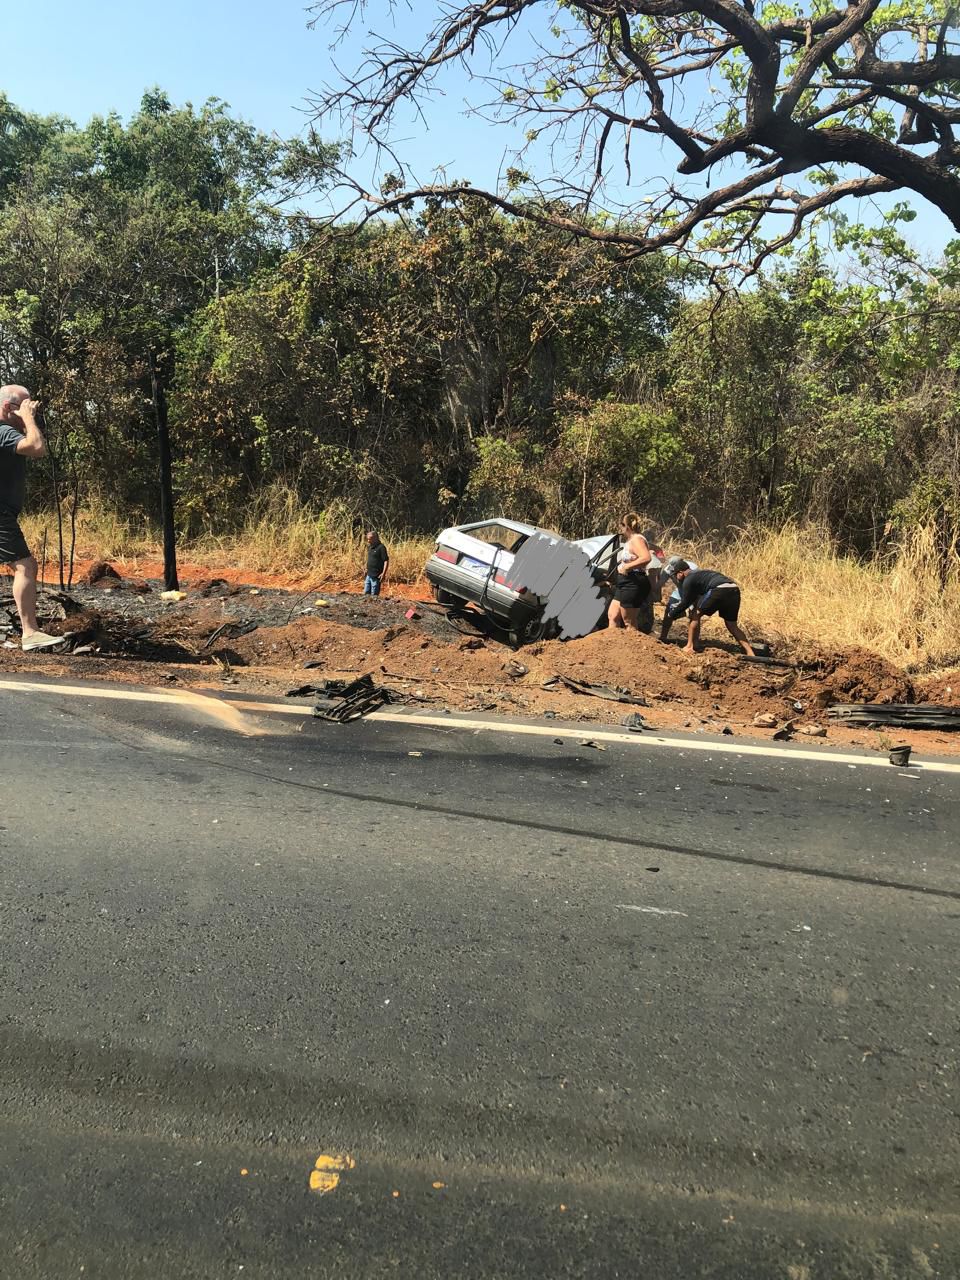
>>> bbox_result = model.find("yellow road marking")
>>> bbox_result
[309,1153,356,1195]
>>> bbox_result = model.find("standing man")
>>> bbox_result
[364,528,389,598]
[659,561,755,657]
[0,386,63,651]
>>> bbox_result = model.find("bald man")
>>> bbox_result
[0,386,63,651]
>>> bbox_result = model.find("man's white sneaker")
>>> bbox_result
[21,630,65,652]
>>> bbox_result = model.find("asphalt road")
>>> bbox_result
[0,677,958,1279]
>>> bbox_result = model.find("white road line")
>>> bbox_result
[2,677,959,776]
[364,709,960,775]
[0,680,306,715]
[617,905,688,917]
[0,679,187,706]
[214,700,306,716]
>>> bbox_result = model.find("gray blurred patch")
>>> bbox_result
[505,532,607,640]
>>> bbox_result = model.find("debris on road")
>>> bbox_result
[828,703,960,730]
[310,673,430,722]
[312,674,389,721]
[888,744,912,766]
[3,573,955,748]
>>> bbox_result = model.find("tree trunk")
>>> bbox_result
[151,358,179,591]
[47,435,65,590]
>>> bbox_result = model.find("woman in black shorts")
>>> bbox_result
[607,513,652,631]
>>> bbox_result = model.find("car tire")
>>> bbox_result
[432,585,459,607]
[512,614,555,645]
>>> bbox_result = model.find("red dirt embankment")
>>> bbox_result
[225,614,918,734]
[3,565,953,752]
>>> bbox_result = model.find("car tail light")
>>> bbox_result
[435,547,458,563]
[494,571,526,594]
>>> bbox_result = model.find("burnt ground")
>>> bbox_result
[1,567,958,756]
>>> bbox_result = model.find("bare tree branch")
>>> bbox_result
[307,0,960,274]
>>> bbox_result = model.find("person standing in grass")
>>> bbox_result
[658,561,755,657]
[364,529,389,598]
[0,386,64,652]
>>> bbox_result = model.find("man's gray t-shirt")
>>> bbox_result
[0,425,26,516]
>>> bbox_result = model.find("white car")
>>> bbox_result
[424,518,619,642]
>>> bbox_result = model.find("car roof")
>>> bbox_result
[455,519,540,537]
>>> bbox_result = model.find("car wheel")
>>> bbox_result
[432,585,459,607]
[513,615,553,645]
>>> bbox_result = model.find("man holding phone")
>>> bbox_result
[0,385,64,651]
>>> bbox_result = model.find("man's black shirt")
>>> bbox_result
[665,569,736,623]
[366,541,389,578]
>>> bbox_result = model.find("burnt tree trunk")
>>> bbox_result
[151,357,179,592]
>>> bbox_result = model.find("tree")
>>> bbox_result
[172,194,677,529]
[0,92,334,585]
[309,0,960,273]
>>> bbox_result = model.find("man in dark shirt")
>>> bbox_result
[364,529,389,597]
[659,562,755,657]
[0,385,64,651]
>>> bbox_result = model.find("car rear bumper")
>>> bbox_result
[425,556,543,627]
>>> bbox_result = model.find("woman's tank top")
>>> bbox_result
[617,540,646,579]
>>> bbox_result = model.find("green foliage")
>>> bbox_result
[465,437,544,518]
[172,195,678,529]
[3,90,960,565]
[0,91,331,522]
[552,401,692,532]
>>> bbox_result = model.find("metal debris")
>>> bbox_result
[544,673,649,705]
[310,674,430,722]
[828,703,960,730]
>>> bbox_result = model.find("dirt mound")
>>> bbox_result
[226,615,919,731]
[83,560,121,586]
[231,616,513,686]
[10,579,938,744]
[809,647,914,706]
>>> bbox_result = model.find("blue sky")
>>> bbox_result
[5,0,513,186]
[5,0,954,256]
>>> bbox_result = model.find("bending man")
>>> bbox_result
[0,386,63,651]
[659,562,755,657]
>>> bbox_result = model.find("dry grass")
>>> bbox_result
[712,523,960,672]
[193,491,434,586]
[20,495,434,590]
[18,501,960,672]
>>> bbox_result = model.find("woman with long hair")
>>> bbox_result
[608,513,652,631]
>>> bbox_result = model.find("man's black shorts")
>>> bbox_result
[0,511,31,565]
[697,585,741,622]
